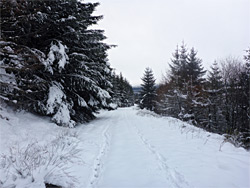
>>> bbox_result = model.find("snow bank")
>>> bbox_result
[134,107,250,188]
[0,106,81,188]
[0,133,81,188]
[1,106,249,188]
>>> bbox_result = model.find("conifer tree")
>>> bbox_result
[169,43,189,89]
[169,45,180,87]
[179,43,189,85]
[165,43,190,119]
[187,48,206,85]
[207,61,225,132]
[139,68,156,111]
[185,47,206,125]
[0,0,113,127]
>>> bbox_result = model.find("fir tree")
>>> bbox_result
[169,45,180,87]
[169,43,189,89]
[139,68,156,111]
[0,0,113,127]
[164,44,187,118]
[179,42,189,85]
[187,48,206,85]
[165,43,190,119]
[184,47,207,125]
[207,61,225,132]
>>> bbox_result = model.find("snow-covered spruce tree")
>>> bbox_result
[0,0,50,111]
[206,61,225,132]
[162,44,189,119]
[139,67,156,111]
[0,0,113,127]
[184,47,207,125]
[169,43,189,89]
[186,48,206,86]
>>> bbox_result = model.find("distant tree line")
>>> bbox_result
[139,43,250,149]
[111,72,134,107]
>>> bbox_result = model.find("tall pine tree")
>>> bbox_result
[139,67,156,111]
[185,47,206,125]
[206,61,225,132]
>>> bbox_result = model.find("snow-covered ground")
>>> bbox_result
[0,105,249,188]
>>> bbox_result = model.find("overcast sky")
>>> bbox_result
[88,0,250,86]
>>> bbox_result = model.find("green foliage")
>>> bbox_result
[140,67,156,111]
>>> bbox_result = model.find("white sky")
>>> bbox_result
[88,0,250,86]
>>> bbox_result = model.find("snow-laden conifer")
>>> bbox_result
[0,0,113,127]
[139,68,156,111]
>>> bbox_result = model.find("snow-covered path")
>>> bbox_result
[93,109,189,188]
[74,107,250,188]
[1,106,249,188]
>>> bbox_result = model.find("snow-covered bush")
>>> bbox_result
[0,131,81,188]
[220,131,250,150]
[136,108,161,118]
[46,83,76,128]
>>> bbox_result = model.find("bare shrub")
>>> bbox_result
[0,131,81,188]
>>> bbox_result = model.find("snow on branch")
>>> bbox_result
[43,41,69,74]
[46,83,75,128]
[46,83,65,114]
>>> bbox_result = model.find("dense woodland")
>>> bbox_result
[0,0,249,148]
[139,44,250,149]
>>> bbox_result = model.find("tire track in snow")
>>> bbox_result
[130,120,192,188]
[87,123,111,188]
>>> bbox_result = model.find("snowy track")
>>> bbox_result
[75,107,250,188]
[87,123,111,187]
[77,107,249,188]
[132,122,191,188]
[95,109,170,187]
[1,106,249,188]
